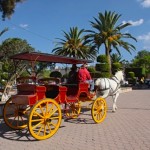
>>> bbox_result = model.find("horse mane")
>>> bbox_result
[95,78,101,86]
[115,70,123,75]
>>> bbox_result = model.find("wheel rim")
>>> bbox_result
[65,102,81,119]
[28,98,62,140]
[3,98,28,129]
[91,97,107,123]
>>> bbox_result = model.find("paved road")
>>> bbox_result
[0,89,150,150]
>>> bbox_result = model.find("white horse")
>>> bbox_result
[94,70,125,112]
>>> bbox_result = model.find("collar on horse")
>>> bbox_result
[111,75,121,94]
[111,75,120,84]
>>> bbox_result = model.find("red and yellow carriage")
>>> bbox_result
[3,52,107,140]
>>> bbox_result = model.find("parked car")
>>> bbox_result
[145,79,150,87]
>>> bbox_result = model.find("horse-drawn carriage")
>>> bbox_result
[3,52,107,140]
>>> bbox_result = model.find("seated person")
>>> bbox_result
[67,64,78,84]
[78,63,94,93]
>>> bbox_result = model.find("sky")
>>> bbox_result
[0,0,150,63]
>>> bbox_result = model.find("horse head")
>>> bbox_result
[114,70,125,84]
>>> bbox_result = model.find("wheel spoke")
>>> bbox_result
[37,124,44,136]
[32,120,44,130]
[48,104,54,114]
[33,111,44,119]
[31,118,43,122]
[47,122,52,133]
[39,104,45,116]
[50,116,59,120]
[44,124,46,136]
[49,108,58,117]
[46,102,49,114]
[49,122,57,128]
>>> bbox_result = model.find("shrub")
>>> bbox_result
[87,66,96,73]
[97,55,108,63]
[95,63,109,72]
[112,62,122,75]
[50,71,62,78]
[128,71,135,79]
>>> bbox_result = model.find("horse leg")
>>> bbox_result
[112,92,119,112]
[100,90,109,99]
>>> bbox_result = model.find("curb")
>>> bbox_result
[120,87,132,93]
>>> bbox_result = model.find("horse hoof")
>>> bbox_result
[112,110,116,113]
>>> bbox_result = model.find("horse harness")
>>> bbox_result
[111,75,121,94]
[96,75,121,95]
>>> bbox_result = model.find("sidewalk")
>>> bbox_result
[0,89,150,150]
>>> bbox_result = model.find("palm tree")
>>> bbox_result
[86,11,137,75]
[0,27,8,36]
[52,27,97,60]
[0,28,8,57]
[0,0,24,20]
[111,53,126,64]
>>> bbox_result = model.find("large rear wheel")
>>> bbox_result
[28,98,62,140]
[91,97,107,123]
[3,98,29,129]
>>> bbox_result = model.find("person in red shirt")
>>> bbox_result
[78,63,94,92]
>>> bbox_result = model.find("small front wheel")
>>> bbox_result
[28,98,62,140]
[65,101,81,119]
[91,97,107,123]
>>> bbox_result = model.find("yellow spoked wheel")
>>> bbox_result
[28,98,62,140]
[65,101,81,119]
[91,97,107,124]
[3,98,29,130]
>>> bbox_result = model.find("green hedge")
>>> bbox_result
[125,68,145,78]
[95,63,109,72]
[128,71,135,79]
[112,62,122,75]
[50,71,62,78]
[91,71,110,78]
[97,55,108,63]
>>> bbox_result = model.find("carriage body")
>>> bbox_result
[3,52,107,140]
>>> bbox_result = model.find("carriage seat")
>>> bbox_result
[65,82,89,97]
[66,84,78,96]
[38,77,61,85]
[17,84,36,95]
[12,84,46,106]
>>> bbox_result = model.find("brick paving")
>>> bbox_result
[0,89,150,150]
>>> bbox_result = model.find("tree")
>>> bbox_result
[0,27,8,36]
[0,38,34,57]
[0,38,35,80]
[131,50,150,75]
[52,27,97,60]
[111,53,124,64]
[0,38,35,101]
[86,11,137,75]
[0,0,25,20]
[0,27,8,57]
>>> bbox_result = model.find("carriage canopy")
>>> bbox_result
[10,51,93,64]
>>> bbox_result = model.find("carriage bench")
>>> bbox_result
[12,84,46,106]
